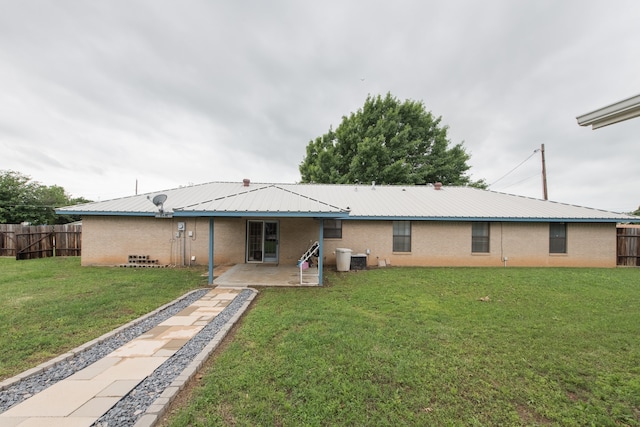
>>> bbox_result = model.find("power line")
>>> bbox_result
[488,148,540,188]
[498,173,539,190]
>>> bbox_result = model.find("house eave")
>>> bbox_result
[56,211,631,223]
[577,94,640,129]
[55,210,158,217]
[347,216,631,223]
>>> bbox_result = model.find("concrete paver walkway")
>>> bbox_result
[0,287,254,427]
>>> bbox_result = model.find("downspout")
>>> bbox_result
[208,218,214,285]
[318,219,324,286]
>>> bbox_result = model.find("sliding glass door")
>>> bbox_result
[246,220,279,263]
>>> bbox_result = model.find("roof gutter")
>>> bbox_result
[55,209,351,219]
[577,93,640,129]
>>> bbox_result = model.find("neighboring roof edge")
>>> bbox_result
[577,93,640,129]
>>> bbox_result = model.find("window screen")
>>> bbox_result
[549,223,567,253]
[472,222,490,253]
[323,219,342,239]
[393,221,411,252]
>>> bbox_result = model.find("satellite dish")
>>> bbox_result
[151,194,167,213]
[152,194,167,206]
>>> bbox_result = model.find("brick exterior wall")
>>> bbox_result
[81,217,617,268]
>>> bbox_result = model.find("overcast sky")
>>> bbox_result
[2,1,639,212]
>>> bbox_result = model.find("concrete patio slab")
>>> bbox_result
[214,264,319,287]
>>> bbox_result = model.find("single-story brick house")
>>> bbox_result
[57,180,636,284]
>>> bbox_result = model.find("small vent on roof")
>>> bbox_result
[243,178,250,187]
[371,181,376,190]
[434,182,443,190]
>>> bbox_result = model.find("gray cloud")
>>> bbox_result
[1,0,639,211]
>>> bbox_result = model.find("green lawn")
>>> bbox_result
[2,259,639,425]
[166,267,640,427]
[0,257,208,379]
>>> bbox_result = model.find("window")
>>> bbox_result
[549,223,567,253]
[323,219,342,239]
[393,221,411,252]
[472,222,490,253]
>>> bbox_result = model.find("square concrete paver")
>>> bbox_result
[158,315,201,326]
[92,357,168,382]
[0,379,112,417]
[109,339,169,358]
[162,338,190,350]
[67,357,121,381]
[96,379,142,397]
[8,417,96,427]
[158,325,203,340]
[153,349,177,357]
[139,325,172,340]
[175,306,199,316]
[71,396,121,417]
[0,417,25,427]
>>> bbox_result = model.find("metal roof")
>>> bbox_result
[56,181,637,223]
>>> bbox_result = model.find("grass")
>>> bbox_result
[2,259,639,425]
[165,267,640,426]
[0,256,208,379]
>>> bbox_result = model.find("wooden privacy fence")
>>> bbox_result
[617,225,640,266]
[0,224,82,260]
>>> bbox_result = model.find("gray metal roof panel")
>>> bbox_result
[56,181,637,222]
[175,184,347,213]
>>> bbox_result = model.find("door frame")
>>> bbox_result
[246,220,279,263]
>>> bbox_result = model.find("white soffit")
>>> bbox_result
[577,93,640,129]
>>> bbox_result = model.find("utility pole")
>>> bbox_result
[541,144,548,200]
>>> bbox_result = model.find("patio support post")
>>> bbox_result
[208,217,214,285]
[318,219,324,286]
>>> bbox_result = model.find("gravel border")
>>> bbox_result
[96,288,256,427]
[0,287,254,418]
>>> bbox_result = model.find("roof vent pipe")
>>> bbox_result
[371,181,376,190]
[434,182,442,190]
[243,178,250,187]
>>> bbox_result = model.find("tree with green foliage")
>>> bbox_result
[300,93,485,187]
[0,170,90,225]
